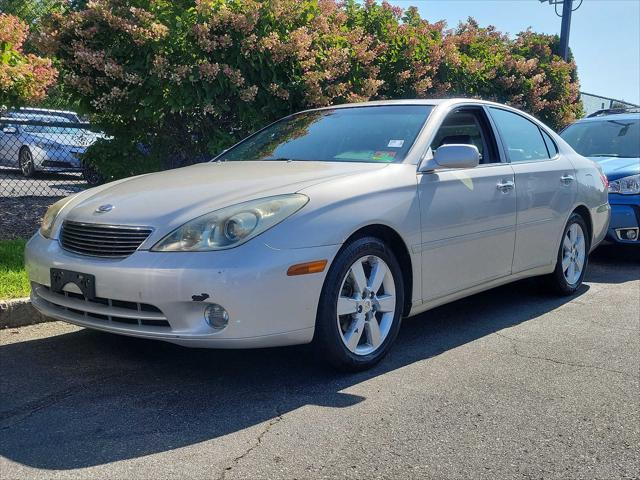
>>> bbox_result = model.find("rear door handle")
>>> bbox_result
[497,180,515,193]
[561,174,575,185]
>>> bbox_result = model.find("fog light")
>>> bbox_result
[204,303,229,330]
[616,228,639,241]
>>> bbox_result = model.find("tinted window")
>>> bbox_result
[541,129,558,157]
[489,108,550,162]
[431,108,500,163]
[219,105,434,163]
[560,118,640,158]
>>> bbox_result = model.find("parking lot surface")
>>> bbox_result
[0,168,85,198]
[0,247,638,479]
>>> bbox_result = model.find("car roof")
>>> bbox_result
[320,98,505,109]
[8,112,70,122]
[18,107,79,115]
[572,112,640,124]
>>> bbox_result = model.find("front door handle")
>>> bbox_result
[497,180,515,193]
[560,174,575,185]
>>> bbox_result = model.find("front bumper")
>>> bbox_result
[25,233,340,348]
[604,194,639,245]
[32,146,83,172]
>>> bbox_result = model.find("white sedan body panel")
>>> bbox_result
[417,163,517,301]
[25,99,610,348]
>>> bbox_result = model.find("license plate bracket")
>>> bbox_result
[50,268,96,300]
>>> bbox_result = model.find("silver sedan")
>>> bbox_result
[25,99,610,370]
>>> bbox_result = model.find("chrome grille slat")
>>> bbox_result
[60,221,152,257]
[63,228,150,238]
[61,231,149,242]
[61,238,143,250]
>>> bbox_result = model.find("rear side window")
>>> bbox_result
[489,108,550,162]
[541,130,558,157]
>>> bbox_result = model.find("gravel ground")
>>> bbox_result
[1,167,86,239]
[0,246,638,479]
[0,196,61,240]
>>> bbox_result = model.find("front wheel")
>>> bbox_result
[547,213,590,296]
[313,237,404,371]
[19,148,35,178]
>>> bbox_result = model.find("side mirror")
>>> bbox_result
[2,126,17,134]
[419,144,480,172]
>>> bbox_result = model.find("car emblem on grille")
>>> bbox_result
[95,204,114,213]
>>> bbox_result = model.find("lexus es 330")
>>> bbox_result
[25,99,610,370]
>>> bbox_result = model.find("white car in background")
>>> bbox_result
[26,99,610,370]
[0,111,102,184]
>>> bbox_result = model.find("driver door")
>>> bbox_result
[418,106,517,301]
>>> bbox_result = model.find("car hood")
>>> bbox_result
[589,156,640,181]
[64,161,388,230]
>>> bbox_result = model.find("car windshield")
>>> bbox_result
[561,118,640,158]
[217,105,434,163]
[8,114,75,134]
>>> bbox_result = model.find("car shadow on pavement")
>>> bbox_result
[0,269,607,471]
[587,245,640,284]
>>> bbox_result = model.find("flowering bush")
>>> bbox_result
[40,0,582,179]
[0,14,58,107]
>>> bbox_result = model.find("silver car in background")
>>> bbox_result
[25,99,610,370]
[0,111,98,178]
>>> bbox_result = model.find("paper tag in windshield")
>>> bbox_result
[388,139,404,148]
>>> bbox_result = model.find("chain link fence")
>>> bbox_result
[0,110,99,239]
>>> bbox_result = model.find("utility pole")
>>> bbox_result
[559,0,573,61]
[539,0,582,61]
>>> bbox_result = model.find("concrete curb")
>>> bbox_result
[0,297,51,329]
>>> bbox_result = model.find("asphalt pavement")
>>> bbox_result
[0,167,86,198]
[0,246,638,479]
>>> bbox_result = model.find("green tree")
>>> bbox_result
[40,0,583,180]
[0,13,57,107]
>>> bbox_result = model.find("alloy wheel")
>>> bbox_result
[19,149,33,176]
[336,255,396,356]
[562,223,586,285]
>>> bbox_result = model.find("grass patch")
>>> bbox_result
[0,239,30,300]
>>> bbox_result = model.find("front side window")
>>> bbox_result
[218,105,434,164]
[560,118,640,158]
[431,108,500,163]
[489,108,550,162]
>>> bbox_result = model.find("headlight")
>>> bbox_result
[40,196,75,238]
[609,174,640,195]
[152,194,309,252]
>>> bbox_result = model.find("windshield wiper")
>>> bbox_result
[589,153,620,157]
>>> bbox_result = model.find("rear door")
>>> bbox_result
[418,105,517,301]
[488,107,577,273]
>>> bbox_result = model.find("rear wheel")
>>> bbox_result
[314,237,404,371]
[19,148,35,178]
[547,213,589,295]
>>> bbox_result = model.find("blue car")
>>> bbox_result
[561,109,640,245]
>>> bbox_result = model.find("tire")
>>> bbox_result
[19,148,35,178]
[547,213,590,296]
[313,236,405,371]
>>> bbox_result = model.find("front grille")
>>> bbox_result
[60,221,153,258]
[33,283,170,328]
